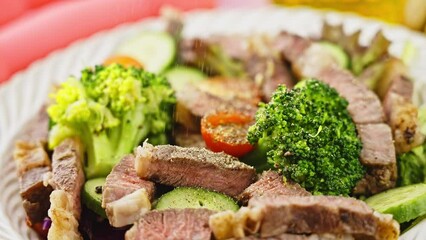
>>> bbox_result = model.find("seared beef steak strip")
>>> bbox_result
[134,142,257,197]
[316,67,385,124]
[353,124,397,195]
[238,171,310,205]
[11,106,52,231]
[102,155,155,227]
[50,138,85,216]
[14,141,52,224]
[125,208,215,240]
[210,195,399,240]
[47,138,85,239]
[176,77,259,116]
[174,77,259,131]
[20,167,53,223]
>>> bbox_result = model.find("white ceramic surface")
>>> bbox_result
[0,7,425,240]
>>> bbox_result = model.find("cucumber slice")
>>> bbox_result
[365,183,426,223]
[164,66,207,92]
[155,187,239,212]
[318,41,349,69]
[82,178,107,218]
[115,31,176,73]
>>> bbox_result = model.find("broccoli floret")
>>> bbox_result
[48,64,176,179]
[247,79,364,195]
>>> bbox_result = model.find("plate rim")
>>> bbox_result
[1,6,425,239]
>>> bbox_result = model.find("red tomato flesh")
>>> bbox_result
[201,111,254,157]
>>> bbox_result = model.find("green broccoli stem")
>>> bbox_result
[83,129,116,179]
[114,104,151,159]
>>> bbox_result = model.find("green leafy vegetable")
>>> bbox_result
[247,79,364,195]
[48,64,176,178]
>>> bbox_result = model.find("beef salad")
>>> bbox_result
[12,12,426,240]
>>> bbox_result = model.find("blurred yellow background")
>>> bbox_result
[273,0,426,32]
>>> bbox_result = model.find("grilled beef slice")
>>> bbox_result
[238,171,310,205]
[249,196,398,239]
[14,140,52,224]
[134,142,257,197]
[176,77,260,117]
[12,106,52,228]
[210,195,399,240]
[102,155,155,227]
[353,124,397,195]
[316,67,385,124]
[125,208,215,240]
[50,137,85,217]
[174,77,259,131]
[47,138,85,239]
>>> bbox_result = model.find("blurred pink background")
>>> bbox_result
[0,0,268,85]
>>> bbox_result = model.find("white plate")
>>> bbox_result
[0,6,425,240]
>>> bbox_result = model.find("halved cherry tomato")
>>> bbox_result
[201,110,254,157]
[103,55,143,68]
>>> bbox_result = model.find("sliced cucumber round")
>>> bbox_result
[317,41,349,69]
[365,183,426,223]
[115,31,176,73]
[82,178,107,218]
[155,187,239,212]
[164,66,207,92]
